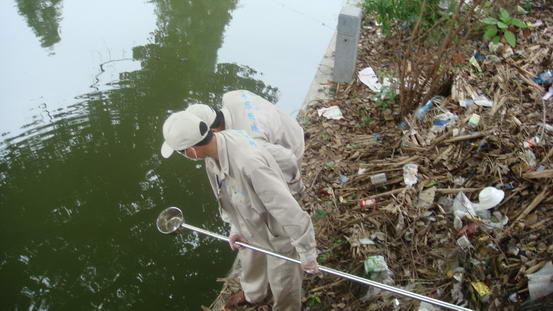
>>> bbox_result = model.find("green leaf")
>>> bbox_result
[484,26,498,40]
[511,18,527,28]
[497,22,508,29]
[481,17,499,25]
[500,8,510,21]
[500,16,512,24]
[504,30,516,47]
[492,36,501,44]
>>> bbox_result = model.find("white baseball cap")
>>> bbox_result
[160,111,209,158]
[185,104,217,128]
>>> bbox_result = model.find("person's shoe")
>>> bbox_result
[225,290,247,308]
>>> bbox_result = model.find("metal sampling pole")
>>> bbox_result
[157,207,472,311]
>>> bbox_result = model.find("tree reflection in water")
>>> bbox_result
[1,0,279,309]
[15,0,63,48]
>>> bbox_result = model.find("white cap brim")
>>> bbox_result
[161,142,175,158]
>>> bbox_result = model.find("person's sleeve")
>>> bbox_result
[249,165,317,260]
[257,141,300,185]
[219,208,239,236]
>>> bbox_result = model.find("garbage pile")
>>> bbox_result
[295,4,553,311]
[208,4,553,311]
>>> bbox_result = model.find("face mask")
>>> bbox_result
[181,147,201,161]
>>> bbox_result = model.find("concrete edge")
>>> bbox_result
[300,32,337,114]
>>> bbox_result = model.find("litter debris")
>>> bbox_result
[472,187,505,210]
[468,113,480,127]
[363,255,394,297]
[416,187,436,209]
[457,235,473,250]
[523,136,541,148]
[471,281,491,297]
[358,67,390,92]
[527,261,553,301]
[415,97,438,120]
[431,112,458,133]
[359,237,376,245]
[370,173,387,185]
[544,86,553,100]
[339,175,349,183]
[317,106,344,120]
[418,301,441,311]
[402,163,418,187]
[469,55,482,72]
[473,95,493,107]
[525,150,537,168]
[253,3,553,310]
[359,198,376,209]
[533,70,552,86]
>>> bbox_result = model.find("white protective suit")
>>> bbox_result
[206,130,316,311]
[220,90,305,195]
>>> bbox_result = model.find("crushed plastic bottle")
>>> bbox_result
[416,96,439,120]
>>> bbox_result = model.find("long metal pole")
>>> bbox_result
[180,223,472,311]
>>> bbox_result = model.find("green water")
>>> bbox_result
[0,0,341,309]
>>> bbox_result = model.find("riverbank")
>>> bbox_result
[210,1,553,310]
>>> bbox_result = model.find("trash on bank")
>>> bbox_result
[525,150,537,168]
[523,136,541,148]
[359,198,376,209]
[471,281,491,297]
[317,106,344,120]
[473,95,493,107]
[370,173,387,185]
[358,67,390,92]
[527,261,553,301]
[472,187,505,210]
[432,112,458,133]
[363,255,394,297]
[468,113,481,127]
[403,163,418,187]
[532,70,552,85]
[416,187,436,209]
[457,235,474,250]
[418,301,441,311]
[452,187,504,219]
[544,86,553,100]
[469,55,483,72]
[416,97,438,120]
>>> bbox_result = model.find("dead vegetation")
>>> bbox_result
[211,1,553,310]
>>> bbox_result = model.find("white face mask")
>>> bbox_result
[180,147,201,161]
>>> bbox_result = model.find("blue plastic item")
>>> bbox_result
[416,97,438,120]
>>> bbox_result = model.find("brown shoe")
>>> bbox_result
[225,290,247,308]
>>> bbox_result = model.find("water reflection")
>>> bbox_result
[1,0,280,310]
[15,0,63,49]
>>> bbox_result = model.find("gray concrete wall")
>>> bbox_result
[333,3,362,83]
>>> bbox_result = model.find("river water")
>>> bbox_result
[0,0,343,309]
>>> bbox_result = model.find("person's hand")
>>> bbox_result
[300,251,320,274]
[228,234,248,250]
[302,259,320,274]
